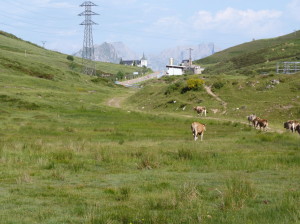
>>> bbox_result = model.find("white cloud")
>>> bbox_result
[192,7,282,36]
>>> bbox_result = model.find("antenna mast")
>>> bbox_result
[79,1,98,75]
[41,41,46,48]
[187,48,193,67]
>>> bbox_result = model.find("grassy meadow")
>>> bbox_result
[0,31,300,223]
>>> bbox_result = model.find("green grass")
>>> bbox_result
[0,115,299,223]
[0,30,300,223]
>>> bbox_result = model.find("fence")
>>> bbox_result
[276,62,300,74]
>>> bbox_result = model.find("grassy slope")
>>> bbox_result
[0,32,300,224]
[195,31,300,74]
[127,74,300,129]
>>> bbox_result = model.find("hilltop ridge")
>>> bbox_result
[195,31,300,75]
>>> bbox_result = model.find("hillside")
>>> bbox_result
[127,73,300,128]
[0,31,300,224]
[195,31,300,75]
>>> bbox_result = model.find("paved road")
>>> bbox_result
[116,71,163,87]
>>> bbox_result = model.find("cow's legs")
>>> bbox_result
[194,131,198,141]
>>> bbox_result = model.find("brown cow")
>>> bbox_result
[193,106,207,117]
[191,122,206,141]
[256,118,268,131]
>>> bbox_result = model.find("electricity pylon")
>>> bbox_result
[79,1,98,75]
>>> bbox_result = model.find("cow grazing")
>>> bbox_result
[193,106,207,117]
[247,114,256,125]
[284,120,298,133]
[256,118,268,131]
[191,122,206,141]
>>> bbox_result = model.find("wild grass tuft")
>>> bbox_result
[137,154,160,170]
[221,176,256,210]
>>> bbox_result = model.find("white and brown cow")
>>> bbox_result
[284,120,299,133]
[191,122,206,141]
[247,114,257,126]
[252,117,261,128]
[193,106,207,117]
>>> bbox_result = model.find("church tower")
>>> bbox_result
[140,53,148,67]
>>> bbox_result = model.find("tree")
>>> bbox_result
[116,71,125,80]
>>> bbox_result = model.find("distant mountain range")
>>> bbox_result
[73,42,219,71]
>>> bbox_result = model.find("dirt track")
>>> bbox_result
[204,85,227,114]
[106,97,124,108]
[117,72,161,86]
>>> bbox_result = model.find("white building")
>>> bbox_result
[166,65,185,75]
[166,58,184,75]
[166,58,204,75]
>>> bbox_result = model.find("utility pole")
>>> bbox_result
[41,41,46,48]
[79,1,98,75]
[187,48,193,67]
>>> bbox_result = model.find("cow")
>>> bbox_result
[247,114,256,125]
[256,118,268,131]
[296,123,300,135]
[252,117,261,128]
[284,120,298,133]
[193,106,207,117]
[191,122,206,141]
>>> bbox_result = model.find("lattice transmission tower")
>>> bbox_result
[79,1,98,75]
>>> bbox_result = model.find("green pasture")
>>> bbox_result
[1,101,300,224]
[0,30,300,223]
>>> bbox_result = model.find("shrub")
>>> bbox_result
[66,55,74,61]
[212,81,225,90]
[186,78,205,90]
[164,81,183,95]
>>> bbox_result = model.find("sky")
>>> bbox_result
[0,0,300,56]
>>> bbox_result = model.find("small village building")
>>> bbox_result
[166,58,204,75]
[184,65,205,74]
[166,65,185,75]
[121,53,148,68]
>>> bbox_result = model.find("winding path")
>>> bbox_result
[204,85,227,114]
